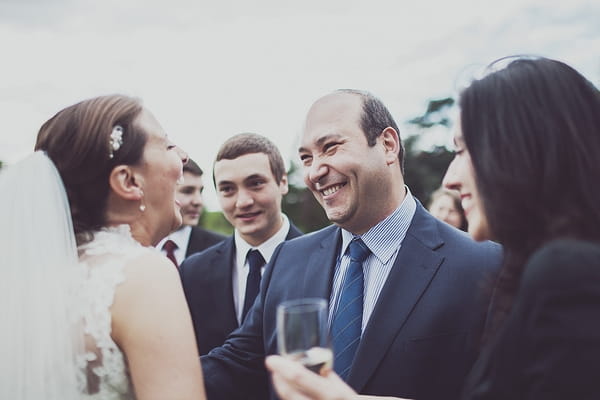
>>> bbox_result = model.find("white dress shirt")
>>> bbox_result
[156,225,191,266]
[232,214,290,324]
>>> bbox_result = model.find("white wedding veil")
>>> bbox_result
[0,151,83,399]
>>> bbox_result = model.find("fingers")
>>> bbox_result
[270,366,315,400]
[266,355,356,400]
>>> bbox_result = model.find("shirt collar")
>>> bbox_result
[156,225,191,251]
[234,214,290,266]
[340,187,416,264]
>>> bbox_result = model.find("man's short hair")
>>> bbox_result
[214,133,286,184]
[184,158,203,176]
[337,89,405,173]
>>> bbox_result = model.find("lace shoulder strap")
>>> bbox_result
[77,225,149,398]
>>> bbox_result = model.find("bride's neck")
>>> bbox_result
[104,204,155,246]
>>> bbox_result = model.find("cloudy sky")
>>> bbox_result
[1,0,598,209]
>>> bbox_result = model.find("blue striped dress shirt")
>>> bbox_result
[328,188,417,333]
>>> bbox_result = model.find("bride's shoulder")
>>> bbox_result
[79,224,176,283]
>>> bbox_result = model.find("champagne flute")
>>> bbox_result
[276,298,332,374]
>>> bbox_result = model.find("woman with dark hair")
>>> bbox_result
[0,95,206,399]
[427,187,467,231]
[265,57,600,399]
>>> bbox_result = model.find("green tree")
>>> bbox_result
[198,210,233,235]
[282,163,330,234]
[403,97,455,205]
[403,137,454,205]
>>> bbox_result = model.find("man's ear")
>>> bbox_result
[279,174,289,196]
[109,165,144,201]
[381,127,401,166]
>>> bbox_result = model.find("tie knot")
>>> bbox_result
[247,249,265,271]
[163,239,178,252]
[348,238,370,263]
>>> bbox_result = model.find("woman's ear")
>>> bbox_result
[109,165,144,201]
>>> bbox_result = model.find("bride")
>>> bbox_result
[0,95,206,399]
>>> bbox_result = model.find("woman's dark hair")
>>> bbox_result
[460,57,600,334]
[34,95,146,241]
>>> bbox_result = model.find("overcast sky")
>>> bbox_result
[1,0,598,209]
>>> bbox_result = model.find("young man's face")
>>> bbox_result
[214,152,288,246]
[176,171,204,226]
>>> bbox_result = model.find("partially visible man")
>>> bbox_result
[157,158,225,267]
[200,90,502,400]
[180,133,302,355]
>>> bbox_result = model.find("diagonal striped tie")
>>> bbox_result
[331,237,371,380]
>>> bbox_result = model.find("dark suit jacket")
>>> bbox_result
[460,239,600,400]
[180,223,303,356]
[201,203,502,400]
[185,226,226,257]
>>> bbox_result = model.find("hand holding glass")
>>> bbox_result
[276,298,333,375]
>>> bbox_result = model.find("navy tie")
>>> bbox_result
[331,238,371,380]
[242,249,265,322]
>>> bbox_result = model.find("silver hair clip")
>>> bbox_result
[109,125,124,159]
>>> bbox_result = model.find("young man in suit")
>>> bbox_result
[200,90,503,400]
[157,159,225,267]
[180,133,302,356]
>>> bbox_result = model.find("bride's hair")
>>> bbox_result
[34,95,146,241]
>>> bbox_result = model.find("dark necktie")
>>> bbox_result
[331,237,371,380]
[162,239,178,268]
[242,249,265,322]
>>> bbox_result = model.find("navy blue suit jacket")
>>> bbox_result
[180,224,302,355]
[185,226,226,257]
[202,203,502,400]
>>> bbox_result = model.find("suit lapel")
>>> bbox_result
[210,237,239,329]
[348,205,445,391]
[185,227,199,256]
[286,223,303,240]
[302,226,341,299]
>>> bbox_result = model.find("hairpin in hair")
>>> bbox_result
[109,125,124,159]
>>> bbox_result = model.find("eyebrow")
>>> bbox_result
[243,173,267,182]
[216,173,268,186]
[298,133,343,153]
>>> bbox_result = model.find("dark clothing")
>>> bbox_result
[185,226,226,257]
[180,224,302,356]
[461,239,600,400]
[201,203,502,400]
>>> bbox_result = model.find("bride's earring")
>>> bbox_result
[139,190,146,212]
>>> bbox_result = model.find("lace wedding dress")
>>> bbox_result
[78,225,150,399]
[1,153,150,399]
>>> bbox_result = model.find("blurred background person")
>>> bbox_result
[157,158,225,267]
[427,187,467,231]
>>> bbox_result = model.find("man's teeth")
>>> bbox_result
[322,184,343,196]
